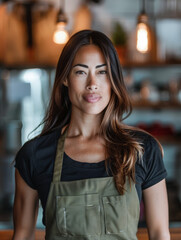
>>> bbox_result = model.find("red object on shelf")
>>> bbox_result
[137,122,175,137]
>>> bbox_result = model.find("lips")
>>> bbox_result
[83,93,101,103]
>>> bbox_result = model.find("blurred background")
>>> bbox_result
[0,0,181,230]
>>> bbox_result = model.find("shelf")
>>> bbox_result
[122,61,181,69]
[132,100,181,110]
[0,64,55,70]
[157,136,181,145]
[137,227,181,240]
[155,13,181,19]
[1,61,181,71]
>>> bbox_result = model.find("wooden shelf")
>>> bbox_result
[157,136,181,145]
[1,228,180,240]
[137,228,181,240]
[1,61,181,71]
[122,61,181,69]
[0,64,55,70]
[132,100,181,110]
[155,13,181,19]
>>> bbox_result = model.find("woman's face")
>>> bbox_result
[66,44,112,116]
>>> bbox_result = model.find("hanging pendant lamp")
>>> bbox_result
[53,0,69,44]
[136,0,151,53]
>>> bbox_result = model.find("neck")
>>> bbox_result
[67,110,103,138]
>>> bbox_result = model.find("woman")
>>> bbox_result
[13,30,170,240]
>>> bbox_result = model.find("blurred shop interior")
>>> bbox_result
[0,0,181,231]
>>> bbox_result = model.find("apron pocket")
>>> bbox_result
[56,194,101,236]
[102,195,127,234]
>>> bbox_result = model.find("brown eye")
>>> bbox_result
[75,71,86,75]
[99,70,107,74]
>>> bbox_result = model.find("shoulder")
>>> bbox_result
[15,128,60,171]
[129,128,164,171]
[132,129,167,189]
[15,138,36,164]
[129,128,162,155]
[14,128,61,189]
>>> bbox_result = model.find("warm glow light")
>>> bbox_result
[136,23,150,53]
[53,23,69,44]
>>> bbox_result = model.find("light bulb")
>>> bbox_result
[53,23,69,44]
[136,23,150,53]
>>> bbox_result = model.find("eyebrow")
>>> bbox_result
[72,63,107,69]
[96,63,107,69]
[73,64,88,68]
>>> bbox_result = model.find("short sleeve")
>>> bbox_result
[141,134,167,190]
[15,140,37,189]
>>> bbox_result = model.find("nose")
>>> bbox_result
[86,74,98,91]
[86,85,98,91]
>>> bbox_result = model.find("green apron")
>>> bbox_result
[45,130,140,240]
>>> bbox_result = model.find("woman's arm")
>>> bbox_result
[12,169,39,240]
[143,179,170,240]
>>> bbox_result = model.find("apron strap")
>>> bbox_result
[53,128,68,183]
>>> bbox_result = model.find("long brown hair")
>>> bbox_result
[40,30,143,194]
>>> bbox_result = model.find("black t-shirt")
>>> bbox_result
[15,128,167,225]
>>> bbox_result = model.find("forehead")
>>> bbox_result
[72,44,106,64]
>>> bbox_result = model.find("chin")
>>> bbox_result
[82,107,106,116]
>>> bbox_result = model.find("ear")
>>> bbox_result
[63,78,68,87]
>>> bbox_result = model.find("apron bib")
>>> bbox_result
[45,130,140,240]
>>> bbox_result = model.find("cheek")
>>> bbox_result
[68,77,84,90]
[107,86,112,103]
[104,81,112,96]
[67,81,81,102]
[67,87,75,102]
